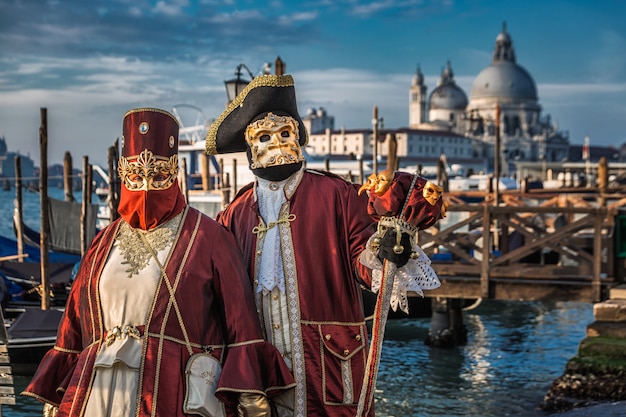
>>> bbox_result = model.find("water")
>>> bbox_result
[0,187,594,416]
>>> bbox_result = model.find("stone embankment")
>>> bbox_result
[538,285,626,413]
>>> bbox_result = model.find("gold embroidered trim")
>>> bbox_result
[148,210,199,417]
[136,206,187,416]
[276,203,307,416]
[117,213,181,278]
[20,392,60,408]
[53,345,81,354]
[252,213,296,239]
[227,338,266,348]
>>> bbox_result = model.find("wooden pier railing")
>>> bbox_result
[420,190,624,303]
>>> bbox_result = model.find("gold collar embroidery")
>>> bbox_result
[116,213,182,278]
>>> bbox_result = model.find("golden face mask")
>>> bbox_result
[423,181,444,206]
[118,149,178,192]
[244,112,305,169]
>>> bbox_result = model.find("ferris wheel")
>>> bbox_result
[171,104,209,144]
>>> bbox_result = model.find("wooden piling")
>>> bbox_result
[358,158,364,184]
[180,157,189,202]
[201,153,210,191]
[372,106,379,175]
[13,156,24,262]
[39,107,50,310]
[81,156,89,257]
[219,158,225,191]
[107,141,120,222]
[63,151,75,202]
[222,172,230,208]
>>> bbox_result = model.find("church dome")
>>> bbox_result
[471,62,537,100]
[428,61,468,110]
[430,84,468,110]
[470,25,537,101]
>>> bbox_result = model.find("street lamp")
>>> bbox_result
[224,64,255,104]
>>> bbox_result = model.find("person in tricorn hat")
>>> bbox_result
[207,74,379,416]
[22,108,294,417]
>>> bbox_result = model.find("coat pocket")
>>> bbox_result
[318,323,367,405]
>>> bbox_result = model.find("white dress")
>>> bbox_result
[83,219,176,417]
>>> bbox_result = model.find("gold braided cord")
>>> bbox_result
[251,213,296,239]
[123,107,179,126]
[205,74,296,155]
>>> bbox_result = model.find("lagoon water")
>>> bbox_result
[0,187,594,416]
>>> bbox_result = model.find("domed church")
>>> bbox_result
[409,23,569,171]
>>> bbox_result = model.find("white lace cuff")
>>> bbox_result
[360,233,441,314]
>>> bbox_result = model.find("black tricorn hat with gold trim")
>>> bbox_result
[205,74,308,155]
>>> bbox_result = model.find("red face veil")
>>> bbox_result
[117,108,186,230]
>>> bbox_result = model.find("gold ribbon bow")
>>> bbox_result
[252,213,297,239]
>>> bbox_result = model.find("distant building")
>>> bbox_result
[305,128,488,176]
[0,135,35,184]
[302,107,334,134]
[307,23,572,178]
[409,23,569,173]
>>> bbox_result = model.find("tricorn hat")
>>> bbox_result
[122,108,179,157]
[205,74,308,155]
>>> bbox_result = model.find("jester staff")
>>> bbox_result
[356,167,447,416]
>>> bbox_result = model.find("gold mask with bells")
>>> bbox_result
[118,149,178,192]
[244,112,305,169]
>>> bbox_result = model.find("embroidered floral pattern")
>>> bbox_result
[116,213,181,278]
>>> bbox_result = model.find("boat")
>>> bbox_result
[0,259,74,375]
[0,233,80,265]
[1,306,63,375]
[0,259,76,306]
[13,195,99,257]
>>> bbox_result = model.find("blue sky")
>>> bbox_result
[1,0,625,166]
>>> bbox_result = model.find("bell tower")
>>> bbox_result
[409,65,427,128]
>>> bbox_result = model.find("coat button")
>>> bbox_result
[273,324,280,329]
[325,334,331,340]
[343,349,349,356]
[355,334,361,341]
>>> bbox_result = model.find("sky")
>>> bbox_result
[1,0,625,167]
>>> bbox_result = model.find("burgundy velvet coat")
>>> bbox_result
[22,206,294,417]
[216,169,376,417]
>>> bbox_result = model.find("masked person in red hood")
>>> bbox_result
[22,108,294,417]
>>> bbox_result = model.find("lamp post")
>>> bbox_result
[224,64,255,104]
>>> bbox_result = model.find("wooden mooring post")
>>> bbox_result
[39,107,51,310]
[13,156,25,262]
[63,151,75,202]
[107,141,120,223]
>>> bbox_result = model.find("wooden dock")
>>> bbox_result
[420,188,626,303]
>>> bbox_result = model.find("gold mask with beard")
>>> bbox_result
[244,112,305,169]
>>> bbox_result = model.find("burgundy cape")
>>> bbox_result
[22,206,294,417]
[216,169,376,417]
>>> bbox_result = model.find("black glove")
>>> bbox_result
[377,229,412,268]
